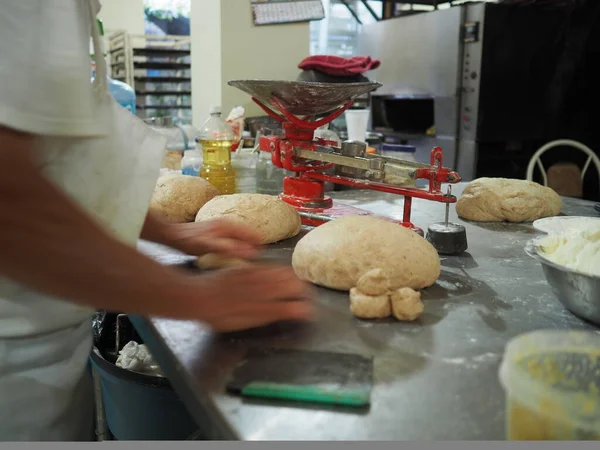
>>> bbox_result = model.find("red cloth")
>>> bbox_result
[298,55,381,77]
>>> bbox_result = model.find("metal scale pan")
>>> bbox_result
[227,79,382,116]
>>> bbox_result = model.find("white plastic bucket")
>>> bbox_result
[498,330,600,440]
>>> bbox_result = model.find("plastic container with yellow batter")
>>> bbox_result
[499,330,600,440]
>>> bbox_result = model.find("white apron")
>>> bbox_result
[0,1,166,440]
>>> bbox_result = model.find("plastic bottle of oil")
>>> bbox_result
[197,106,236,194]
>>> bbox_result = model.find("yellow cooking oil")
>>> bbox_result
[198,139,236,194]
[197,105,237,194]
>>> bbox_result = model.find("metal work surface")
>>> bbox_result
[134,184,599,440]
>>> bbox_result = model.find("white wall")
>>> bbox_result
[99,0,145,35]
[190,0,222,126]
[191,0,310,125]
[220,3,309,118]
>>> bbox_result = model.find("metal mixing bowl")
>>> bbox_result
[525,239,600,326]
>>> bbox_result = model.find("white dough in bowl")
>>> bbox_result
[537,225,600,277]
[533,216,600,235]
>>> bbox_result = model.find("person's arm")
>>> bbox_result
[0,127,314,330]
[0,127,201,318]
[140,212,263,260]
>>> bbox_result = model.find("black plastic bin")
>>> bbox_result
[90,313,200,440]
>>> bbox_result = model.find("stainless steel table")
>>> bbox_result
[132,184,599,440]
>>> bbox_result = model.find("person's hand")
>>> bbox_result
[165,218,263,260]
[191,263,316,332]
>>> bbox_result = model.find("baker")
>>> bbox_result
[0,0,314,441]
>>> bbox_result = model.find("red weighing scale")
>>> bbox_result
[229,79,462,235]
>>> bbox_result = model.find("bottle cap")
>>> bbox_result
[209,106,221,115]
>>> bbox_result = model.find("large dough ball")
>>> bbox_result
[195,194,301,245]
[292,215,440,291]
[150,174,219,223]
[456,178,561,223]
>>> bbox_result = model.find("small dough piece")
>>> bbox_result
[356,268,389,296]
[390,288,423,322]
[195,194,301,245]
[292,215,440,291]
[349,288,391,319]
[150,174,219,223]
[456,178,561,223]
[195,254,247,270]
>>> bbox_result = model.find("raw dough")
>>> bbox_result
[292,215,440,291]
[456,178,561,223]
[349,288,391,319]
[349,283,424,321]
[116,341,164,377]
[390,288,423,321]
[195,194,301,245]
[150,174,219,223]
[356,268,389,296]
[195,253,246,270]
[537,226,600,277]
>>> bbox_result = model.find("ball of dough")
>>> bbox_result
[150,174,219,223]
[349,288,391,319]
[456,178,561,223]
[356,268,389,296]
[390,288,423,321]
[161,151,183,170]
[292,215,440,291]
[195,253,247,270]
[195,194,301,245]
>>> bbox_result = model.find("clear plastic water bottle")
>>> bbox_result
[198,106,236,194]
[108,78,136,114]
[181,147,203,177]
[256,150,290,195]
[144,117,184,170]
[232,148,258,193]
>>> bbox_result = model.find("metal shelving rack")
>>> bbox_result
[108,32,192,120]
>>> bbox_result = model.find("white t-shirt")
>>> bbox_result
[0,0,104,137]
[0,0,107,339]
[0,0,168,440]
[0,1,107,440]
[0,0,169,439]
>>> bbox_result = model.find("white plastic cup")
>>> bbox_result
[344,109,370,143]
